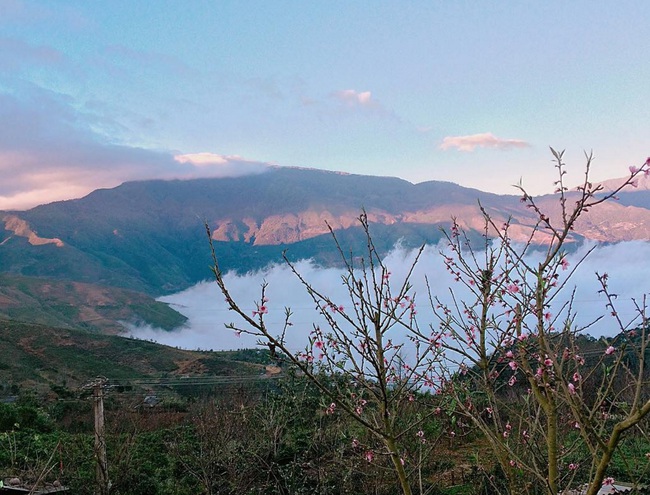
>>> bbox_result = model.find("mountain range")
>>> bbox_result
[1,166,649,333]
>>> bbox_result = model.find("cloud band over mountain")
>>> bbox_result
[129,240,649,352]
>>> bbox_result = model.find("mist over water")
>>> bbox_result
[126,241,650,352]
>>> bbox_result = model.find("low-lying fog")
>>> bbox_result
[126,241,650,352]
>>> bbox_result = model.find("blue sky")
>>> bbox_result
[1,0,649,209]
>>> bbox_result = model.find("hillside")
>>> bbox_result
[0,274,186,334]
[0,319,270,395]
[1,167,649,299]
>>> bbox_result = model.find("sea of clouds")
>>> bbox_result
[126,240,650,352]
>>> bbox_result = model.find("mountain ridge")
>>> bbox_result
[1,166,648,299]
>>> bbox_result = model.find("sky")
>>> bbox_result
[1,1,649,209]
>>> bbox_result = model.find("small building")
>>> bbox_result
[0,478,69,494]
[565,481,650,495]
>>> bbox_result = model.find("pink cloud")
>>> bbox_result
[0,87,271,210]
[440,133,530,152]
[174,152,230,166]
[0,36,64,71]
[331,89,380,109]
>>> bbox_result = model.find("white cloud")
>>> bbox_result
[128,241,650,352]
[440,132,530,152]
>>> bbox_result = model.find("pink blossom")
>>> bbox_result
[544,357,553,367]
[603,477,615,486]
[506,283,520,294]
[573,372,581,383]
[631,179,639,188]
[605,345,616,355]
[561,257,569,270]
[544,312,552,321]
[352,438,359,448]
[569,463,578,470]
[630,165,639,174]
[509,459,516,467]
[568,383,576,395]
[364,451,374,463]
[508,375,517,386]
[508,361,518,371]
[506,350,514,359]
[314,340,324,349]
[325,403,336,415]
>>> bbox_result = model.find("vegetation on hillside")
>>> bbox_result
[0,274,187,334]
[0,353,647,495]
[0,320,267,395]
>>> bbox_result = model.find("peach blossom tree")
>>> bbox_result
[419,151,650,494]
[207,212,446,495]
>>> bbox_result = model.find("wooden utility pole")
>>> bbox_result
[92,378,109,495]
